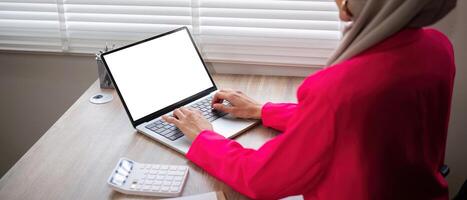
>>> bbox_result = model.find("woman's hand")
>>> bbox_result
[162,107,213,141]
[212,89,262,119]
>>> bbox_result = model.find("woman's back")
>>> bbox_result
[305,28,455,199]
[185,28,456,200]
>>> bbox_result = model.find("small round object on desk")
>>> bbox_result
[89,93,113,104]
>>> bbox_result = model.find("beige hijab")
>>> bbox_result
[327,0,457,66]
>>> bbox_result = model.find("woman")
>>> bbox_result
[162,0,457,199]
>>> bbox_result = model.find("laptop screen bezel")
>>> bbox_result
[100,26,217,128]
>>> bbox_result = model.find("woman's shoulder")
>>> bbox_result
[423,28,451,43]
[421,28,455,57]
[298,28,455,104]
[297,60,365,102]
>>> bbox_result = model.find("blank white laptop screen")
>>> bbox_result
[102,29,214,121]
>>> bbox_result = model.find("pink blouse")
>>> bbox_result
[186,28,456,200]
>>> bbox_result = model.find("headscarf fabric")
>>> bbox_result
[327,0,457,66]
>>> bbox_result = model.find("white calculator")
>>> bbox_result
[107,158,189,197]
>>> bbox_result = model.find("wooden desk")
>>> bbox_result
[0,75,304,200]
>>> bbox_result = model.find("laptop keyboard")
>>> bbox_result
[144,96,229,141]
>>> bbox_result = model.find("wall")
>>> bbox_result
[433,0,467,196]
[0,1,466,196]
[0,52,96,176]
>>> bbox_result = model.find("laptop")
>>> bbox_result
[101,27,258,154]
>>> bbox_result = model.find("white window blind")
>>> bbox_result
[63,0,193,53]
[0,0,341,67]
[197,0,341,67]
[0,0,62,52]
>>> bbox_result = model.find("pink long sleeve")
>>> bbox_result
[261,102,297,131]
[186,28,453,200]
[186,92,335,199]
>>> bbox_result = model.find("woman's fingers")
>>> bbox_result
[187,107,202,115]
[162,115,180,126]
[212,91,233,105]
[173,108,186,119]
[179,107,193,115]
[212,92,225,104]
[180,107,203,119]
[163,108,191,127]
[212,103,233,113]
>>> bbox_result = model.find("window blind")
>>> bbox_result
[197,0,341,67]
[63,0,192,53]
[0,0,341,67]
[0,0,62,52]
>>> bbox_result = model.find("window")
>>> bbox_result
[0,0,341,69]
[197,0,341,67]
[63,0,193,53]
[0,0,62,52]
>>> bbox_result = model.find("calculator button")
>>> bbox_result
[172,181,181,186]
[142,185,151,191]
[168,171,184,176]
[156,175,165,180]
[113,173,126,183]
[166,175,174,180]
[147,175,156,180]
[158,170,168,175]
[170,186,180,192]
[160,165,169,170]
[169,166,178,170]
[111,178,123,186]
[154,180,162,185]
[161,186,170,192]
[144,180,153,185]
[116,167,129,177]
[174,176,183,181]
[121,160,132,172]
[163,181,172,186]
[152,185,161,191]
[177,166,187,171]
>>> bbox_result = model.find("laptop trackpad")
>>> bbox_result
[211,115,257,138]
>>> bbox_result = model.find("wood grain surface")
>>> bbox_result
[0,74,304,200]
